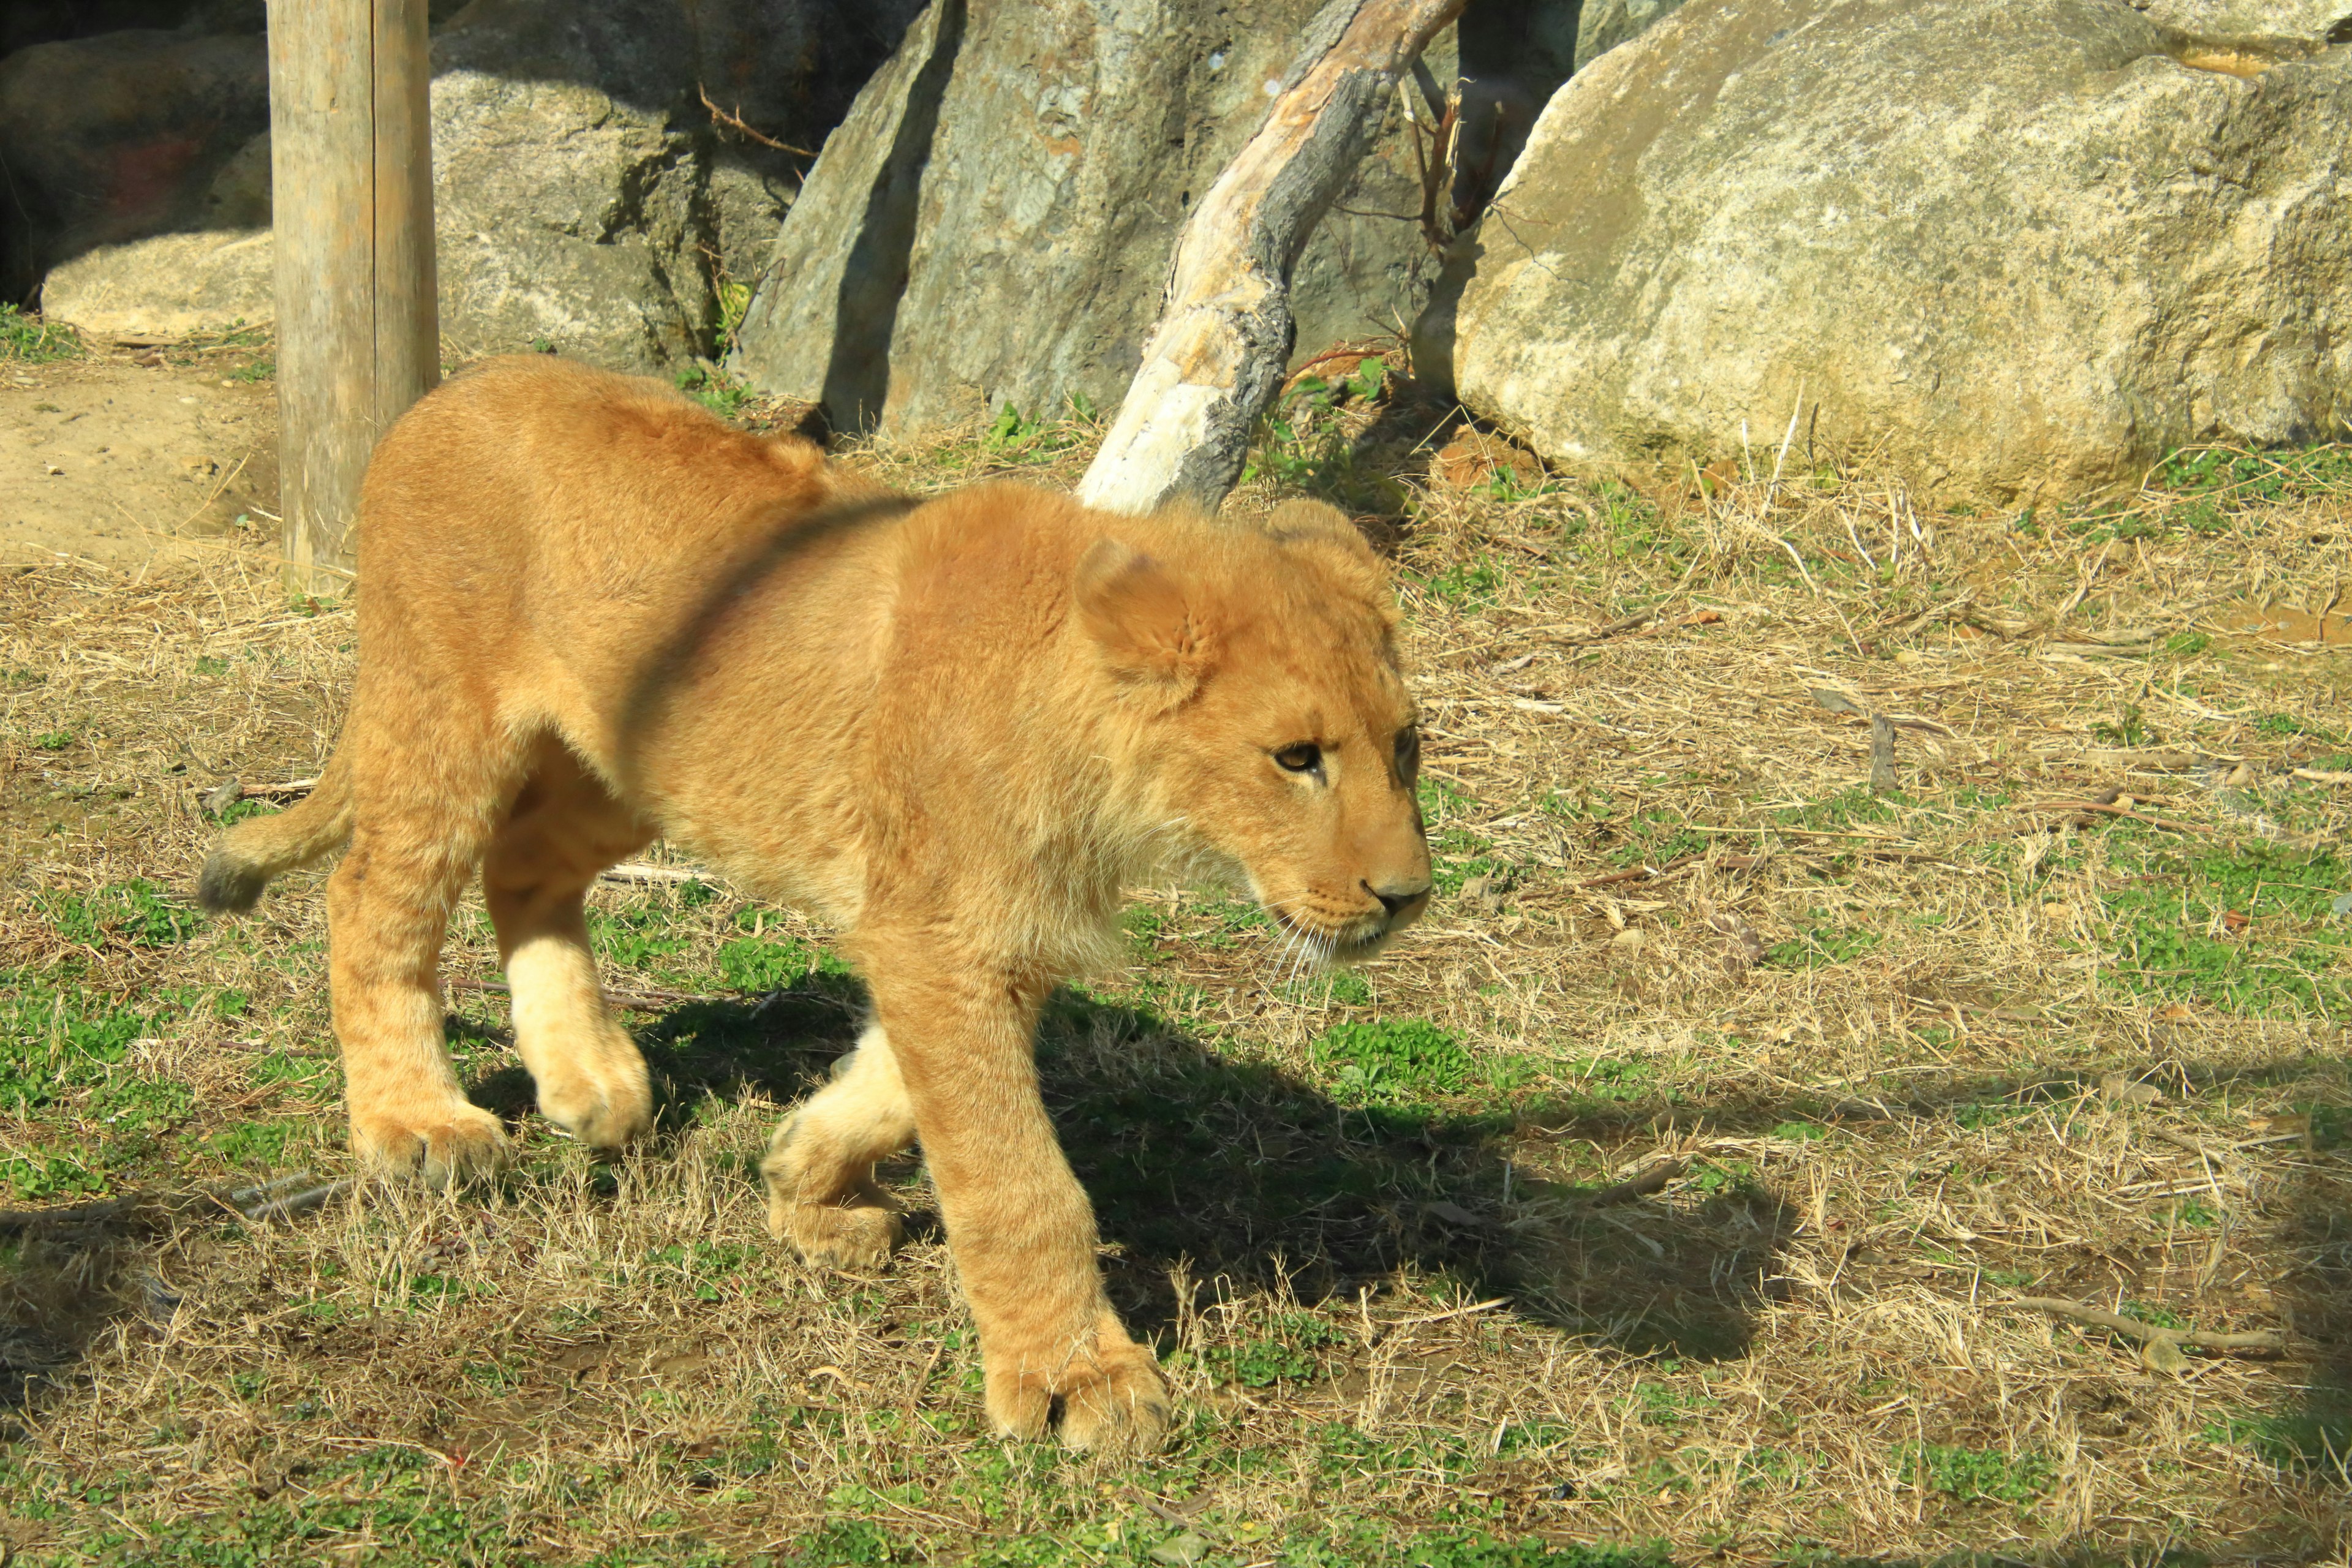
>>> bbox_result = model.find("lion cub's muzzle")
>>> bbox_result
[1273,875,1431,965]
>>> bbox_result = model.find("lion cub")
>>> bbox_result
[197,355,1431,1452]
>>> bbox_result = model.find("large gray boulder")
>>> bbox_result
[1573,0,2352,75]
[1575,0,1688,69]
[1421,0,2352,500]
[33,0,923,366]
[2130,0,2351,41]
[427,0,921,366]
[0,29,270,301]
[729,0,1461,435]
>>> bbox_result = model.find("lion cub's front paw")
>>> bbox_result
[351,1099,509,1188]
[985,1319,1172,1456]
[767,1178,903,1270]
[530,1046,653,1150]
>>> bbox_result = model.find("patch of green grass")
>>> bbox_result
[2254,711,2341,743]
[638,1239,756,1302]
[1771,788,1898,832]
[209,1118,306,1169]
[34,728,74,750]
[586,900,700,980]
[1189,896,1269,949]
[2163,1196,2222,1229]
[2157,443,2352,505]
[1560,1055,1653,1104]
[1316,970,1373,1005]
[981,401,1085,464]
[0,1147,108,1201]
[1583,481,1689,567]
[0,981,170,1120]
[1120,903,1169,954]
[1417,777,1504,894]
[251,1051,335,1098]
[2092,704,2162,748]
[2100,840,2352,1017]
[1200,1311,1346,1387]
[673,363,750,420]
[1765,919,1883,969]
[0,303,79,361]
[43,879,202,949]
[385,1267,492,1312]
[1314,1018,1474,1104]
[228,358,274,383]
[1903,1442,2053,1506]
[710,278,753,358]
[1610,805,1711,868]
[1242,360,1399,511]
[2203,1401,2352,1471]
[1627,1378,1722,1427]
[1681,1159,1760,1200]
[714,932,817,992]
[1422,555,1506,607]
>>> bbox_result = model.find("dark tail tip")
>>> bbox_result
[196,851,270,914]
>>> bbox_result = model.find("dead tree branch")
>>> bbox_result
[1077,0,1467,515]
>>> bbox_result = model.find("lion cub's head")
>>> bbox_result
[1078,499,1432,966]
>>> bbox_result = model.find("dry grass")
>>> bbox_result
[0,364,2346,1566]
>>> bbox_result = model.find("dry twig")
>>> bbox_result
[2005,1297,2285,1354]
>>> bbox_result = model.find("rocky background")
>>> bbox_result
[9,0,2351,495]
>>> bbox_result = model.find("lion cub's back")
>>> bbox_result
[355,352,846,653]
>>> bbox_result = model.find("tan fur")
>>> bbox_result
[197,356,1432,1451]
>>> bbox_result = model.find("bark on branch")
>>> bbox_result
[1077,0,1468,515]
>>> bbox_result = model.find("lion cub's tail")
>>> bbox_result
[195,752,356,913]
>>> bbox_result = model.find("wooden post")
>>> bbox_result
[1077,0,1465,516]
[266,0,439,592]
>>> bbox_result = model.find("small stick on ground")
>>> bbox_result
[1385,1296,1510,1330]
[2005,1296,2284,1353]
[1583,1159,1687,1207]
[2020,801,2211,834]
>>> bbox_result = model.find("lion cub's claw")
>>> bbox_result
[780,1199,903,1270]
[766,1170,903,1270]
[533,1052,653,1150]
[985,1330,1172,1456]
[351,1101,510,1188]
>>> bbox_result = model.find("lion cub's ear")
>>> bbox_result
[1262,499,1374,561]
[1076,538,1212,703]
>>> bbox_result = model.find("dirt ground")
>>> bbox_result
[0,331,2346,1566]
[1,333,279,571]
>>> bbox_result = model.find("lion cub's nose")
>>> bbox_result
[1368,880,1431,922]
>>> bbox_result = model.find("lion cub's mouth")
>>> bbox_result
[1267,907,1394,967]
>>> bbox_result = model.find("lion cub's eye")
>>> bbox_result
[1273,742,1323,775]
[1393,725,1420,782]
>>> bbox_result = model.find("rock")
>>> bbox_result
[1569,1,2352,74]
[1421,0,2352,502]
[1574,0,1689,69]
[729,0,1464,436]
[428,0,918,368]
[2129,0,2352,43]
[26,1,923,366]
[0,29,270,300]
[40,230,273,338]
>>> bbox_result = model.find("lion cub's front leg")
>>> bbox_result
[856,967,1170,1455]
[763,1025,918,1268]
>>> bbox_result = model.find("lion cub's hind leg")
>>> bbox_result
[763,1026,917,1269]
[483,746,657,1151]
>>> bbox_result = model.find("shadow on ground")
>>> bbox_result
[610,977,1797,1364]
